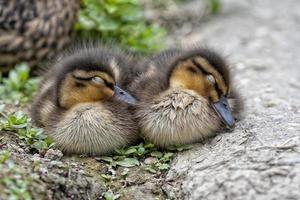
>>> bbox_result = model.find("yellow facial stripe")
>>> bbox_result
[209,90,219,102]
[59,73,114,108]
[169,61,209,97]
[194,57,228,94]
[109,59,120,82]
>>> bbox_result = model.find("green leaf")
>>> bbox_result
[208,0,221,14]
[98,18,119,31]
[144,167,157,174]
[1,111,55,152]
[160,152,174,162]
[168,144,193,152]
[45,137,55,148]
[136,146,145,156]
[115,158,139,167]
[0,150,10,164]
[104,190,120,200]
[104,4,118,14]
[101,174,112,180]
[11,123,28,129]
[124,148,137,155]
[144,143,155,149]
[0,63,40,103]
[157,163,170,171]
[99,156,114,163]
[75,0,166,53]
[121,168,129,176]
[33,141,48,150]
[0,104,5,112]
[104,192,114,200]
[150,151,163,158]
[16,63,30,82]
[114,149,126,155]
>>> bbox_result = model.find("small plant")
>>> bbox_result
[97,142,192,198]
[0,150,10,164]
[0,63,40,103]
[98,142,192,173]
[0,150,33,200]
[0,110,55,152]
[167,144,193,152]
[208,0,221,14]
[75,0,166,53]
[103,190,121,200]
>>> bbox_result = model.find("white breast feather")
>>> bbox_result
[137,90,221,147]
[50,103,130,155]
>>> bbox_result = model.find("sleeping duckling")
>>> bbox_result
[130,47,242,148]
[31,46,138,155]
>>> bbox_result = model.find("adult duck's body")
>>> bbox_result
[0,0,80,71]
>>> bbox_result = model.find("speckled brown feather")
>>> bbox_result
[31,44,139,155]
[0,0,80,71]
[130,46,242,147]
[136,89,222,147]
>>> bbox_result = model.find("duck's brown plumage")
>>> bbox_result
[130,47,242,148]
[0,0,80,72]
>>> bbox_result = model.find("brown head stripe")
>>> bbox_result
[193,57,228,95]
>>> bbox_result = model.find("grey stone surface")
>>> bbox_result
[164,0,300,199]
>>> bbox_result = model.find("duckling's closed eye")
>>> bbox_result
[91,76,105,85]
[72,73,112,88]
[207,74,216,85]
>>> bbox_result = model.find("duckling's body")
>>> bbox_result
[31,45,138,155]
[41,100,137,155]
[130,47,241,148]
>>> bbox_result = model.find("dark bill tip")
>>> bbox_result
[212,95,235,128]
[113,86,137,105]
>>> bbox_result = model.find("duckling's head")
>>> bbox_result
[54,50,136,109]
[167,49,235,128]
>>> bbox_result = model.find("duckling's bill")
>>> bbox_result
[114,86,137,105]
[212,95,235,128]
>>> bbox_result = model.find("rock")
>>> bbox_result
[163,0,300,199]
[263,98,282,108]
[119,181,164,200]
[44,149,63,160]
[144,157,159,165]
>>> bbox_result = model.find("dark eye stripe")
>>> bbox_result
[192,59,208,75]
[72,75,93,81]
[187,67,197,73]
[72,74,114,90]
[75,82,86,87]
[192,59,227,96]
[104,80,114,90]
[215,85,223,96]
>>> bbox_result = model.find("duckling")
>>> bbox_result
[130,47,242,148]
[0,0,80,72]
[31,45,138,156]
